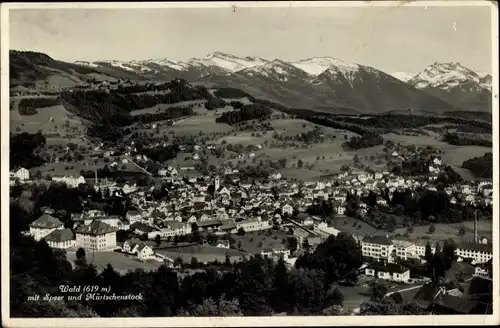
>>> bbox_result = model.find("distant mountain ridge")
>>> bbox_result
[10,50,491,114]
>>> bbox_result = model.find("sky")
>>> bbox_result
[8,4,494,74]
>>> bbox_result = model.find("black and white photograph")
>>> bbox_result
[1,1,498,326]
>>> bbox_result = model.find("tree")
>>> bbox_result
[369,281,388,301]
[174,256,184,268]
[271,257,291,313]
[458,227,466,236]
[75,247,87,267]
[190,295,243,316]
[237,227,246,236]
[76,247,86,260]
[435,242,441,254]
[428,224,436,234]
[425,241,433,263]
[326,286,344,306]
[154,234,162,247]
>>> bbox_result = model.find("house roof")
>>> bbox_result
[130,222,157,233]
[125,238,142,250]
[44,228,74,242]
[220,220,237,230]
[306,237,322,246]
[75,220,117,235]
[293,228,309,238]
[413,280,442,306]
[368,262,409,274]
[30,214,64,229]
[457,242,492,254]
[126,210,141,216]
[136,243,150,252]
[434,295,478,314]
[197,219,223,227]
[217,240,230,246]
[362,235,392,246]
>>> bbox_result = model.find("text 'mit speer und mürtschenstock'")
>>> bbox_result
[25,285,143,302]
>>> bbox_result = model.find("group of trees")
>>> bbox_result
[10,132,46,169]
[462,152,493,179]
[17,97,61,115]
[443,132,492,148]
[343,132,384,150]
[133,107,194,124]
[215,104,272,125]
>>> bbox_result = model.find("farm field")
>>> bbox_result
[10,104,89,135]
[391,220,493,245]
[130,100,206,116]
[66,250,164,274]
[231,229,292,254]
[331,215,383,237]
[269,118,359,138]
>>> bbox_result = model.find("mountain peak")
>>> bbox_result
[291,57,359,76]
[206,51,237,59]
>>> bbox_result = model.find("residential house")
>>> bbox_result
[15,167,30,181]
[216,240,230,249]
[29,214,65,241]
[313,222,340,238]
[126,210,142,223]
[282,203,294,216]
[365,262,411,283]
[122,239,155,260]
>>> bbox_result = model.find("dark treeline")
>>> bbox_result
[132,108,194,124]
[443,133,492,148]
[213,88,256,101]
[339,114,491,131]
[18,97,61,115]
[462,152,493,179]
[442,110,492,122]
[443,124,492,134]
[10,132,46,169]
[343,133,384,150]
[216,104,273,125]
[139,144,180,163]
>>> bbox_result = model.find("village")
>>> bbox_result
[11,137,493,295]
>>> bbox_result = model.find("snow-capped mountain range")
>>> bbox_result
[73,52,492,113]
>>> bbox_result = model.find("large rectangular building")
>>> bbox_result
[75,220,117,251]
